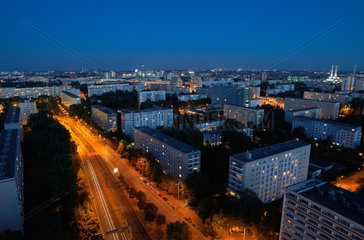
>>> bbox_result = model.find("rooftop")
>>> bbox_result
[293,116,362,130]
[4,108,20,124]
[288,179,364,226]
[62,91,79,98]
[91,105,115,115]
[119,105,172,113]
[135,127,200,154]
[231,140,310,163]
[285,107,321,113]
[0,129,20,181]
[285,97,339,104]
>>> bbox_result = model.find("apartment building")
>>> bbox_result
[304,91,349,106]
[134,127,200,180]
[292,116,362,149]
[208,86,252,107]
[61,91,81,107]
[87,83,134,96]
[138,90,166,105]
[284,107,321,124]
[91,105,117,132]
[284,98,339,120]
[223,104,264,127]
[279,179,364,240]
[119,106,173,138]
[18,100,36,125]
[0,85,76,99]
[0,129,24,232]
[228,140,311,204]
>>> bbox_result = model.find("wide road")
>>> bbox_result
[56,114,209,240]
[57,116,151,240]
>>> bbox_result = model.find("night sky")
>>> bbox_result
[1,0,364,71]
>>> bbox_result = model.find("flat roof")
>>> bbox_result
[285,97,339,104]
[285,107,321,113]
[135,127,200,154]
[231,140,310,163]
[224,104,263,111]
[293,116,362,130]
[119,105,171,113]
[289,180,364,226]
[4,108,20,124]
[91,105,115,115]
[0,129,20,180]
[62,91,79,98]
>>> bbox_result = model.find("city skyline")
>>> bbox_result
[1,0,364,71]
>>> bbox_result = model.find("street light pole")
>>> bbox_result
[177,180,180,209]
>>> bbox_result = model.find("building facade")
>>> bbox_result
[279,179,364,240]
[177,93,207,102]
[303,91,348,106]
[208,86,252,107]
[119,106,173,138]
[18,100,36,125]
[284,98,339,120]
[228,140,311,204]
[134,127,200,180]
[0,85,75,99]
[284,108,322,124]
[193,119,225,132]
[138,91,166,105]
[91,105,117,132]
[292,116,362,149]
[87,84,133,96]
[61,91,81,107]
[0,129,24,232]
[223,104,264,127]
[4,108,21,132]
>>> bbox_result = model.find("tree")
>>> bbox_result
[156,214,166,226]
[129,187,137,198]
[206,211,231,238]
[166,221,192,240]
[136,191,146,203]
[143,203,158,222]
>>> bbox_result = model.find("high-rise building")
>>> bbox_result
[4,108,21,132]
[138,91,166,105]
[284,98,339,120]
[279,179,364,240]
[228,140,311,204]
[292,116,362,149]
[341,76,355,91]
[134,127,200,180]
[87,84,136,96]
[119,106,173,138]
[284,108,321,124]
[303,91,348,106]
[223,104,264,127]
[18,100,36,125]
[91,105,117,132]
[0,129,24,232]
[61,91,81,107]
[208,86,252,107]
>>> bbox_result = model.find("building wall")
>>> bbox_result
[303,91,348,105]
[228,143,310,204]
[134,128,200,180]
[138,91,166,105]
[284,98,339,120]
[18,100,36,125]
[208,86,252,107]
[223,104,264,127]
[87,84,133,96]
[91,106,117,132]
[0,181,23,232]
[284,108,322,124]
[61,91,81,107]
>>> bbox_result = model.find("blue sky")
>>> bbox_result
[1,0,363,71]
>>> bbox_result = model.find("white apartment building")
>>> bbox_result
[292,116,362,149]
[119,106,173,138]
[18,100,36,125]
[0,85,75,99]
[87,84,134,96]
[177,93,207,102]
[228,140,311,204]
[223,104,264,127]
[0,129,24,232]
[284,107,321,124]
[279,179,364,240]
[61,91,81,107]
[303,91,349,106]
[138,90,166,105]
[91,105,117,132]
[284,98,339,120]
[193,119,225,132]
[134,127,200,180]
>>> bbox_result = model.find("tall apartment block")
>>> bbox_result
[284,98,339,120]
[138,90,166,105]
[87,84,134,96]
[303,91,349,106]
[91,105,117,132]
[0,129,24,232]
[134,127,200,180]
[292,116,362,149]
[228,140,310,204]
[119,106,173,138]
[208,86,252,107]
[18,100,36,125]
[4,108,21,132]
[223,104,264,127]
[279,179,364,240]
[284,107,321,124]
[61,90,81,107]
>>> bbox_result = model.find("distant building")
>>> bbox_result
[87,84,133,96]
[177,93,207,102]
[193,119,225,132]
[0,129,24,232]
[258,96,284,109]
[303,91,348,106]
[284,107,321,124]
[279,179,364,240]
[138,90,166,105]
[203,130,224,146]
[208,86,252,107]
[4,108,21,132]
[134,127,200,180]
[284,98,339,120]
[223,104,264,127]
[18,100,36,125]
[61,91,81,107]
[119,106,173,138]
[0,85,75,99]
[91,105,117,132]
[292,116,362,149]
[228,140,310,204]
[341,76,355,91]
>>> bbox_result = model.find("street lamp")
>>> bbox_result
[114,168,118,173]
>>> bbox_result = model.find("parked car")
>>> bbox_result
[163,197,168,201]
